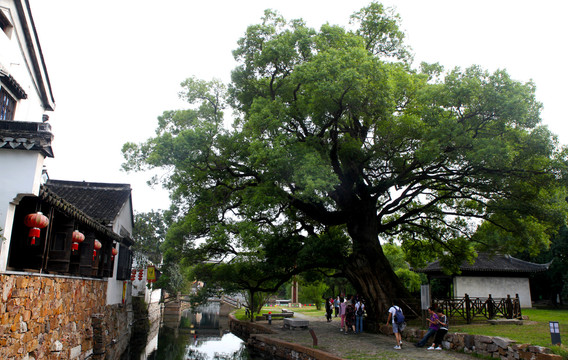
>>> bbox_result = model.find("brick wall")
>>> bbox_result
[0,273,131,359]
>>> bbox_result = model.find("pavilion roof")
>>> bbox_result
[414,253,550,275]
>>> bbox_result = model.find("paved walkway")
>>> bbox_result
[260,312,477,360]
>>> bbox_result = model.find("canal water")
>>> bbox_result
[139,302,261,360]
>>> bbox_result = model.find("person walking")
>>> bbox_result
[387,301,404,350]
[334,295,340,317]
[345,296,356,334]
[415,306,440,348]
[428,308,448,350]
[325,297,333,322]
[339,297,347,332]
[355,298,365,334]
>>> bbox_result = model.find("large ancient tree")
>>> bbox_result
[123,3,567,326]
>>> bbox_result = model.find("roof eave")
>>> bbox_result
[15,0,55,111]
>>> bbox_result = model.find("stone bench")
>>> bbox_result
[487,319,523,325]
[283,318,309,330]
[256,312,294,321]
[256,309,296,321]
[264,312,293,318]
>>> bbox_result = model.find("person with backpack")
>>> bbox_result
[387,301,405,350]
[428,308,448,350]
[355,299,365,334]
[414,306,440,348]
[345,296,356,334]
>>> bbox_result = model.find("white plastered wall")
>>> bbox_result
[0,149,44,271]
[106,196,134,305]
[453,276,532,308]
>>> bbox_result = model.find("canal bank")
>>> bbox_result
[229,312,563,360]
[128,300,261,359]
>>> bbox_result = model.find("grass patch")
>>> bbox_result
[285,305,325,317]
[447,308,568,358]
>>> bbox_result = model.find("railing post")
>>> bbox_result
[515,294,522,319]
[506,294,513,319]
[488,294,495,319]
[465,293,471,324]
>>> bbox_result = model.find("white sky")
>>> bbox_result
[28,0,568,213]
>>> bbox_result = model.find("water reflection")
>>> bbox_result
[186,333,251,360]
[146,302,257,360]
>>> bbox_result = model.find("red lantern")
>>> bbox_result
[71,230,85,252]
[93,239,102,260]
[24,212,49,228]
[24,212,49,245]
[111,247,118,260]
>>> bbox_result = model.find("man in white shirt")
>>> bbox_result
[386,302,403,350]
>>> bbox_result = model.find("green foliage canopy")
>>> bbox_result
[132,210,169,265]
[123,2,568,320]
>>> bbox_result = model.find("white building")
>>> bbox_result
[416,253,549,308]
[1,1,136,358]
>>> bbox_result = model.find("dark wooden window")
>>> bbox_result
[79,232,96,277]
[116,244,132,281]
[100,240,114,278]
[46,213,73,273]
[0,88,16,120]
[7,197,45,270]
[8,196,123,279]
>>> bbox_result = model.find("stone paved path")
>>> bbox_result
[261,312,477,360]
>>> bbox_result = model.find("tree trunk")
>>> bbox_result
[248,290,256,322]
[344,209,412,331]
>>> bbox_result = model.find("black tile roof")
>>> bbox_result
[45,180,131,223]
[415,253,550,274]
[0,69,28,99]
[39,185,122,242]
[0,120,54,157]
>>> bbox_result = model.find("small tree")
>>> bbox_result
[299,280,329,310]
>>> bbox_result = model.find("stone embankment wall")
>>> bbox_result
[229,315,343,360]
[0,273,130,359]
[379,324,563,360]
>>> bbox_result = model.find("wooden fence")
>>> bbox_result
[434,294,522,324]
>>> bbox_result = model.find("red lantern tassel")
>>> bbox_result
[28,227,41,245]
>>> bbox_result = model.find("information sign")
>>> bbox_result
[550,321,561,345]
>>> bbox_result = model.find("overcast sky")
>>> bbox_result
[28,0,568,213]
